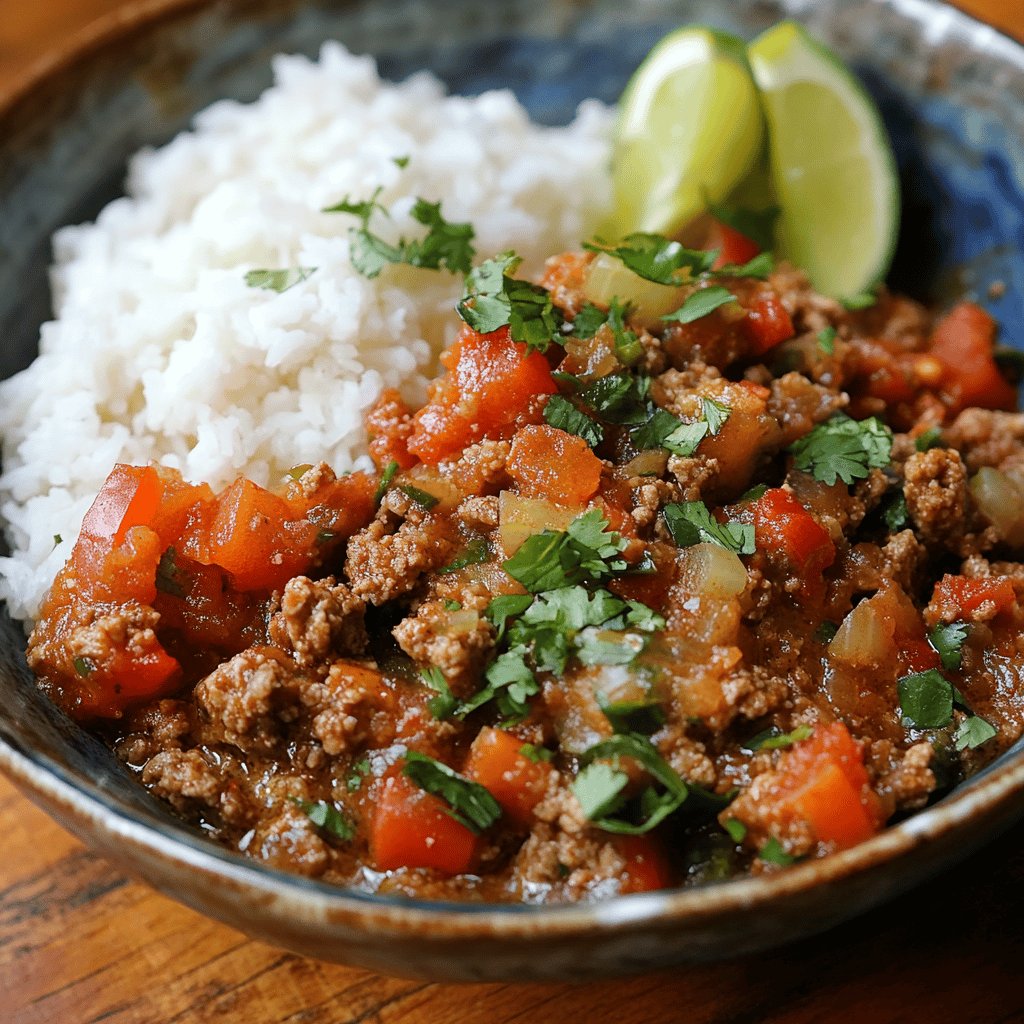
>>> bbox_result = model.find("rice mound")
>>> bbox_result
[0,43,613,622]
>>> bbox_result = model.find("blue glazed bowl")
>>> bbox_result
[1,0,1022,981]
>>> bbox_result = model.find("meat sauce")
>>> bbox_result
[26,248,1024,903]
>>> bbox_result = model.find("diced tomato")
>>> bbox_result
[743,294,794,355]
[507,424,602,506]
[753,488,835,580]
[78,464,163,547]
[203,478,317,592]
[370,769,481,874]
[774,722,881,849]
[286,471,377,542]
[463,727,554,829]
[614,835,673,894]
[900,637,942,674]
[932,574,1017,619]
[929,302,1017,413]
[708,218,761,270]
[407,325,558,465]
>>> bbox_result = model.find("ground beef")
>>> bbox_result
[903,447,968,548]
[267,576,367,666]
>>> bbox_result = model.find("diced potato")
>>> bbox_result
[497,491,578,557]
[970,467,1024,547]
[583,253,685,327]
[679,543,748,599]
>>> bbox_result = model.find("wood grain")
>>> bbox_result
[1,1,1024,1022]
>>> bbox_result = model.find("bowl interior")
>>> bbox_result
[1,0,1023,971]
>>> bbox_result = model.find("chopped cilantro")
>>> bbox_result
[286,463,313,481]
[437,538,490,575]
[572,733,689,835]
[706,201,779,251]
[884,491,909,531]
[759,836,796,866]
[326,190,474,277]
[579,372,652,425]
[458,646,540,721]
[817,326,837,355]
[717,251,775,279]
[502,510,627,593]
[739,482,768,503]
[915,426,943,452]
[741,724,813,752]
[662,286,736,325]
[245,267,316,292]
[392,154,410,168]
[575,629,648,666]
[155,547,187,598]
[788,413,893,486]
[421,666,457,719]
[631,409,702,455]
[485,594,535,640]
[543,395,604,448]
[723,817,748,843]
[584,233,716,285]
[598,695,667,735]
[841,290,878,311]
[402,752,502,833]
[373,460,398,507]
[929,621,968,671]
[73,657,94,678]
[52,533,62,548]
[815,621,839,643]
[898,669,954,729]
[953,715,997,751]
[570,302,609,339]
[398,484,439,509]
[607,299,644,365]
[293,799,354,842]
[701,396,731,436]
[458,252,563,352]
[663,501,755,555]
[346,756,370,791]
[519,743,553,764]
[444,599,462,611]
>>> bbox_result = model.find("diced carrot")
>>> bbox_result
[932,574,1016,618]
[614,834,673,894]
[463,727,554,829]
[407,325,558,465]
[743,294,794,355]
[775,722,881,849]
[370,770,481,874]
[287,471,377,541]
[708,219,761,270]
[753,488,835,579]
[929,302,1017,413]
[507,424,602,506]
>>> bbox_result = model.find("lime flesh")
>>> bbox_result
[608,26,766,239]
[748,21,900,299]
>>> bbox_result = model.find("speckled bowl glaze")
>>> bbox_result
[1,0,1022,982]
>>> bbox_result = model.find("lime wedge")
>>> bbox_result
[748,21,899,299]
[608,26,766,238]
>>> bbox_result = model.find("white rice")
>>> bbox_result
[0,43,613,622]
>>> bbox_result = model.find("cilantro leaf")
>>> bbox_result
[630,409,708,456]
[928,621,968,671]
[485,594,534,640]
[575,629,648,666]
[573,733,689,835]
[421,666,457,719]
[788,413,893,486]
[817,326,837,355]
[883,491,909,531]
[663,501,755,555]
[898,669,954,729]
[598,695,667,735]
[741,724,813,752]
[953,715,997,751]
[570,302,609,339]
[915,426,943,452]
[519,743,553,763]
[606,299,644,365]
[543,395,604,447]
[724,817,748,843]
[759,836,796,865]
[458,252,563,352]
[584,234,716,285]
[662,286,736,325]
[245,267,317,292]
[437,538,490,574]
[579,372,652,425]
[402,752,502,833]
[841,291,878,311]
[701,396,731,436]
[346,756,370,791]
[457,646,539,720]
[717,252,775,279]
[293,799,354,842]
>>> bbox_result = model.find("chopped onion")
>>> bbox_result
[583,253,685,326]
[828,598,894,667]
[679,543,747,599]
[619,450,670,478]
[497,491,577,556]
[970,467,1024,547]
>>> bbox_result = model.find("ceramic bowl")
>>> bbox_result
[1,0,1023,982]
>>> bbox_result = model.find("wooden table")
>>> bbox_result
[2,2,1023,1022]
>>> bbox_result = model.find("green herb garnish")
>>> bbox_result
[759,837,796,865]
[788,413,893,486]
[884,491,909,531]
[73,657,94,678]
[817,326,837,355]
[663,501,755,554]
[421,666,457,719]
[915,426,943,452]
[953,716,997,751]
[898,669,954,729]
[402,751,502,833]
[841,290,878,311]
[706,201,779,251]
[723,817,748,843]
[742,724,813,753]
[584,233,716,285]
[543,395,604,448]
[519,743,554,764]
[701,396,731,436]
[437,538,490,574]
[929,621,968,671]
[293,799,354,841]
[346,756,370,791]
[598,696,667,735]
[399,484,439,509]
[245,267,317,292]
[662,286,736,325]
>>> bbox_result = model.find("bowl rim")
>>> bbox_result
[1,0,1023,942]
